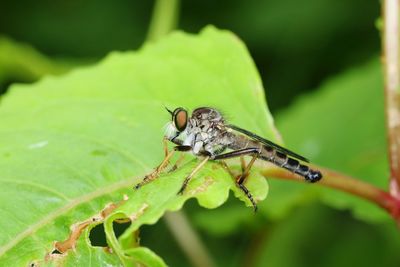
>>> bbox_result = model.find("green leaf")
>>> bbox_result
[125,247,167,267]
[0,26,273,266]
[268,57,389,222]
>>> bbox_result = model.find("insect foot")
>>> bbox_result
[133,175,152,190]
[177,184,187,195]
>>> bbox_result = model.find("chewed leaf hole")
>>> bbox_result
[51,249,62,255]
[89,224,107,247]
[89,220,132,247]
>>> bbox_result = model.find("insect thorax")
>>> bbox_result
[182,107,234,156]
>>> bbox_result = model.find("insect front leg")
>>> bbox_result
[134,143,191,189]
[167,153,186,173]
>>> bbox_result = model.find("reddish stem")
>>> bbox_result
[261,166,400,223]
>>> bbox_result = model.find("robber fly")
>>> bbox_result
[135,107,322,211]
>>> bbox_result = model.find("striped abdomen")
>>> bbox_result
[228,134,322,183]
[260,145,322,183]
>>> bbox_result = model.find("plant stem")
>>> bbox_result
[261,166,400,223]
[146,0,180,42]
[163,211,217,267]
[383,0,400,198]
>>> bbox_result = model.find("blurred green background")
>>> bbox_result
[0,0,379,112]
[1,1,398,267]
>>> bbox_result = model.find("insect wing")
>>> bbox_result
[226,124,309,162]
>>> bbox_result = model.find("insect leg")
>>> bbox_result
[215,148,260,181]
[177,156,210,195]
[237,182,257,212]
[238,154,258,183]
[134,145,192,189]
[237,153,259,211]
[219,160,258,212]
[134,149,175,189]
[174,145,192,152]
[167,145,191,173]
[212,147,260,160]
[162,137,169,157]
[213,148,261,212]
[240,156,246,173]
[218,160,236,178]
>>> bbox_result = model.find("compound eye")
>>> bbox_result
[173,108,188,132]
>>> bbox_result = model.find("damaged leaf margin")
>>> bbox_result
[32,193,166,267]
[29,195,129,266]
[33,162,267,267]
[51,195,129,256]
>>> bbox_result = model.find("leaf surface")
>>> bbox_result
[0,26,273,266]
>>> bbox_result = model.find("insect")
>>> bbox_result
[134,107,322,211]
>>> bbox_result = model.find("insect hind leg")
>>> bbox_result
[218,157,259,212]
[237,182,257,212]
[237,154,259,212]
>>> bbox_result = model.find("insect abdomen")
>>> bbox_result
[261,147,322,183]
